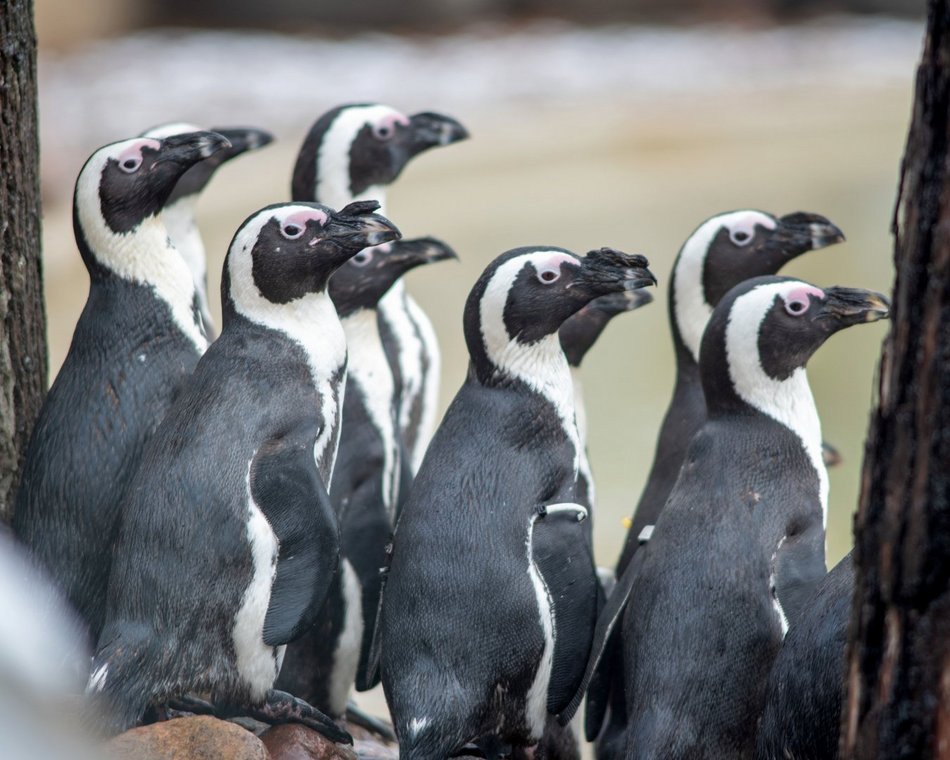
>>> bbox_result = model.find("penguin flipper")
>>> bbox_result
[252,436,340,647]
[773,515,827,628]
[530,505,599,720]
[559,548,639,727]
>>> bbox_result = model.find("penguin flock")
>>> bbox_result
[12,102,889,760]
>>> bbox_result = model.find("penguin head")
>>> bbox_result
[559,289,654,367]
[329,237,457,318]
[223,200,401,322]
[700,275,889,413]
[142,122,274,203]
[74,131,231,276]
[673,210,845,362]
[464,246,655,383]
[292,103,469,206]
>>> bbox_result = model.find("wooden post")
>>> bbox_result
[842,3,950,758]
[0,0,47,524]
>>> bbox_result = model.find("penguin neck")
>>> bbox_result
[717,326,828,521]
[161,195,207,292]
[233,290,347,393]
[482,331,579,467]
[670,238,714,371]
[74,202,207,354]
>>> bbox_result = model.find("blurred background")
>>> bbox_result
[35,1,918,585]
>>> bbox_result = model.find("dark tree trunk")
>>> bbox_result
[842,3,950,758]
[0,0,47,526]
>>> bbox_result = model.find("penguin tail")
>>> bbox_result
[85,622,162,736]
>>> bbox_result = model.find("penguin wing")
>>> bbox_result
[251,435,340,647]
[560,549,640,727]
[773,510,827,627]
[531,507,600,719]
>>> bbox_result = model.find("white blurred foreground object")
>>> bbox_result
[0,531,97,759]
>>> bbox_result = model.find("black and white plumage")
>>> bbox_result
[558,290,653,510]
[276,237,456,718]
[87,201,400,738]
[13,131,230,643]
[142,122,274,338]
[616,210,845,576]
[376,246,656,760]
[756,551,854,760]
[567,277,887,759]
[291,102,468,473]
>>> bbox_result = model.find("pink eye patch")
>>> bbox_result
[118,139,160,165]
[283,208,328,229]
[783,284,825,315]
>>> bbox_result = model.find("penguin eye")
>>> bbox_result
[373,123,395,141]
[784,297,810,317]
[351,250,373,267]
[281,223,305,240]
[730,228,753,246]
[119,156,143,174]
[537,267,561,285]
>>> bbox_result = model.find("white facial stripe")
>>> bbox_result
[228,206,348,477]
[724,281,828,521]
[75,140,207,353]
[673,210,777,362]
[316,104,406,210]
[478,252,581,474]
[142,122,204,140]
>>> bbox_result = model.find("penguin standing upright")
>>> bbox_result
[291,103,468,471]
[88,200,400,738]
[584,210,845,759]
[276,236,456,723]
[756,551,854,760]
[558,290,653,509]
[574,277,887,759]
[142,122,274,337]
[376,246,656,760]
[13,131,230,642]
[617,211,845,575]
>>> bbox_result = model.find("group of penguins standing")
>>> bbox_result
[11,101,891,760]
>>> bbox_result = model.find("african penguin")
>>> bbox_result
[13,131,230,644]
[559,290,653,510]
[617,210,845,577]
[585,210,845,759]
[142,122,274,338]
[86,200,400,739]
[375,246,656,760]
[756,551,854,760]
[291,103,468,473]
[567,276,887,760]
[276,236,456,723]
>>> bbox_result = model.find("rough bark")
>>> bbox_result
[842,3,950,758]
[0,0,47,525]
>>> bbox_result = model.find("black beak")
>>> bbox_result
[326,200,401,251]
[770,212,846,255]
[577,247,657,295]
[155,131,232,170]
[588,288,654,316]
[208,127,275,162]
[817,286,890,328]
[405,112,469,158]
[382,236,458,270]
